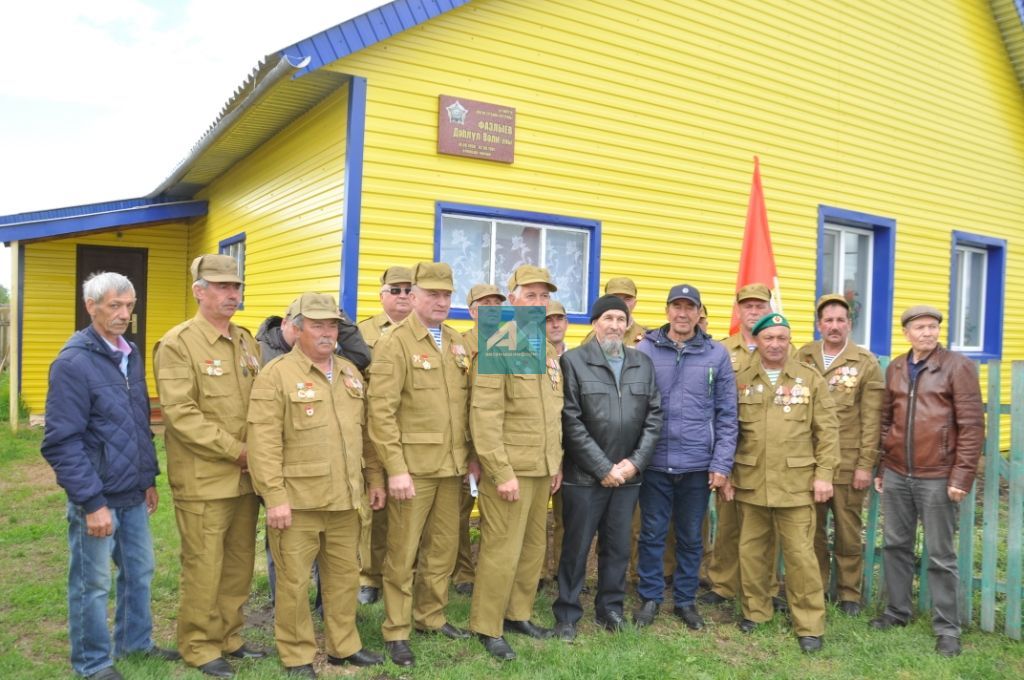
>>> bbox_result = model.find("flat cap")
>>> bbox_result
[605,277,638,297]
[667,283,701,306]
[412,262,454,291]
[293,292,343,321]
[816,293,850,315]
[380,266,413,285]
[191,254,242,284]
[901,305,943,326]
[508,264,557,292]
[546,300,567,317]
[736,283,771,302]
[467,283,506,307]
[752,312,790,336]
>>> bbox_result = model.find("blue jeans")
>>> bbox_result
[67,501,155,677]
[637,470,711,606]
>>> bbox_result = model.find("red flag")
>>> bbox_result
[730,156,782,335]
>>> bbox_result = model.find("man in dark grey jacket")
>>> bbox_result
[552,295,662,641]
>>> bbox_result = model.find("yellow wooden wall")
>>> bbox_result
[20,225,189,412]
[187,85,349,332]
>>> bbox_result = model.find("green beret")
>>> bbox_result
[752,312,790,336]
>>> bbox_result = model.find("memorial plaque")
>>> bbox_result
[438,94,515,163]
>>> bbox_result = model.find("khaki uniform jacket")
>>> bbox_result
[582,321,648,348]
[796,341,884,484]
[463,327,480,360]
[155,313,260,501]
[723,332,796,373]
[358,312,400,349]
[246,345,381,511]
[367,314,471,478]
[470,342,564,485]
[732,355,840,508]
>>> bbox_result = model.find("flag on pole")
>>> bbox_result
[730,155,782,335]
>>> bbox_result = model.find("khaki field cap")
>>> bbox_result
[283,296,302,319]
[736,283,771,303]
[467,283,506,307]
[546,300,567,317]
[412,262,454,291]
[191,254,243,284]
[380,266,414,285]
[507,264,558,292]
[815,293,850,315]
[901,304,943,327]
[605,277,638,296]
[294,292,343,321]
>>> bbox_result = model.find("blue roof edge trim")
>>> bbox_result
[1016,0,1024,27]
[279,0,471,78]
[0,199,207,244]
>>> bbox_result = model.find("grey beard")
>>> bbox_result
[600,338,624,357]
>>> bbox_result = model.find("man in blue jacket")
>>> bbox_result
[633,284,738,631]
[42,272,178,680]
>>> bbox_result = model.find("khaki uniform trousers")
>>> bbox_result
[358,505,388,589]
[174,493,259,667]
[269,509,362,666]
[705,495,779,598]
[383,476,462,641]
[814,483,867,603]
[737,502,825,637]
[453,479,476,585]
[470,475,550,638]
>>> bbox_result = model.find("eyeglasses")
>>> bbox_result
[388,287,412,295]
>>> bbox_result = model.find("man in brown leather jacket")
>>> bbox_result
[870,305,984,658]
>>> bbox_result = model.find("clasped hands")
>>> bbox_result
[601,459,637,487]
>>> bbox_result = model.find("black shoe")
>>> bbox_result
[798,636,823,653]
[385,640,415,667]
[327,648,384,667]
[454,582,474,596]
[596,611,627,633]
[698,590,730,605]
[357,585,380,605]
[144,646,181,661]
[673,604,705,631]
[225,644,268,660]
[503,619,553,639]
[197,658,235,678]
[416,622,471,640]
[86,668,124,680]
[936,635,962,657]
[633,600,658,628]
[478,634,516,661]
[738,618,759,634]
[285,664,316,678]
[838,601,862,616]
[772,596,789,613]
[553,621,576,642]
[869,613,907,630]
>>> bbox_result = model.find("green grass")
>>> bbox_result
[0,370,30,423]
[1,426,1022,679]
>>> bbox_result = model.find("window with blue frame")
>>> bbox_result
[816,206,895,357]
[435,203,600,322]
[219,232,246,309]
[949,231,1005,361]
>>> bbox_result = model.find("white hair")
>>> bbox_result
[82,271,134,304]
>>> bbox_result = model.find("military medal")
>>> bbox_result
[412,353,432,370]
[305,406,314,417]
[296,381,315,399]
[548,358,560,388]
[342,366,364,397]
[204,359,223,376]
[452,344,469,370]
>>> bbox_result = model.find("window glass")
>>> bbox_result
[823,224,872,346]
[440,216,491,308]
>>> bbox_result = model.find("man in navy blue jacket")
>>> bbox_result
[633,284,737,631]
[42,272,179,680]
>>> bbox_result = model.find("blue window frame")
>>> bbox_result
[218,232,246,310]
[816,206,895,357]
[434,202,601,324]
[948,231,1005,362]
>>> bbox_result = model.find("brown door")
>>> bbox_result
[75,245,148,354]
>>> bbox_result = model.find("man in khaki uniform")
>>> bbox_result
[154,255,265,678]
[582,277,647,346]
[367,262,473,668]
[453,283,506,596]
[796,294,883,615]
[247,293,386,677]
[356,265,413,605]
[469,265,563,661]
[543,300,570,585]
[702,283,784,607]
[729,313,839,653]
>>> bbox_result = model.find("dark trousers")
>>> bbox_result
[881,469,961,636]
[637,470,711,606]
[553,483,639,624]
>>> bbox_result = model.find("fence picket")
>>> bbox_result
[980,362,1002,631]
[1005,362,1023,640]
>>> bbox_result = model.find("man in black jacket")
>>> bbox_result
[255,298,371,371]
[552,295,663,641]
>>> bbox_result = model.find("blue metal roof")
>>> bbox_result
[280,0,471,77]
[0,198,207,244]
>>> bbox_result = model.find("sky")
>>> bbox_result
[0,0,389,289]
